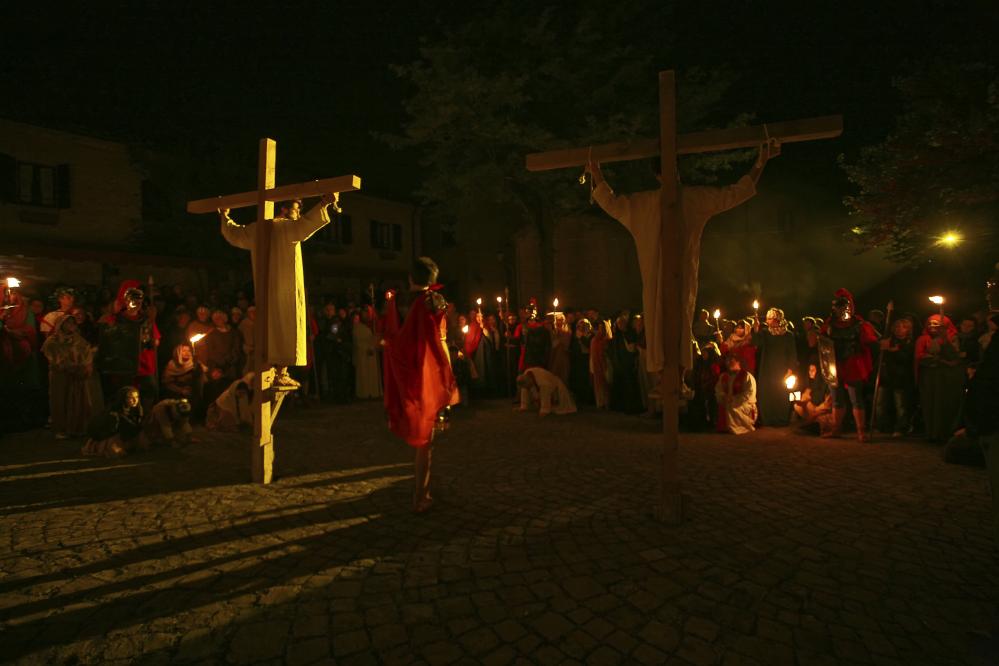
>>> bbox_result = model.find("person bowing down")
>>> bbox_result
[220,195,339,387]
[514,366,577,417]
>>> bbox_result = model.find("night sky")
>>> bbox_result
[6,1,996,201]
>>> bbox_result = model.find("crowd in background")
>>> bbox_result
[2,276,996,466]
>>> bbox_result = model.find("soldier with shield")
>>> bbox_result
[818,288,879,441]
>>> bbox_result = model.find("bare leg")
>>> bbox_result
[853,409,869,442]
[822,408,845,438]
[414,442,433,512]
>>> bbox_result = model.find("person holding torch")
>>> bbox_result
[753,307,798,428]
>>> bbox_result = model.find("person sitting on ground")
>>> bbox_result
[142,398,197,448]
[793,362,833,434]
[206,374,254,431]
[82,386,144,457]
[514,366,577,417]
[162,343,206,414]
[715,353,757,435]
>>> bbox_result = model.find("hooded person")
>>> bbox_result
[914,314,964,442]
[185,305,214,357]
[82,386,144,457]
[142,398,196,447]
[818,288,878,441]
[206,373,255,431]
[105,280,161,410]
[514,366,577,416]
[719,319,757,374]
[1,290,41,392]
[162,343,206,404]
[352,303,382,399]
[40,312,93,439]
[205,309,241,379]
[382,257,459,513]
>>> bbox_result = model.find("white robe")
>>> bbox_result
[221,204,330,367]
[352,323,383,398]
[593,177,756,372]
[520,367,577,416]
[715,371,757,435]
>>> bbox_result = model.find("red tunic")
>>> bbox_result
[383,287,458,447]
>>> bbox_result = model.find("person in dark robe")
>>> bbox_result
[608,315,643,414]
[158,306,191,374]
[161,343,206,414]
[966,262,998,548]
[82,386,144,457]
[205,310,241,380]
[793,362,833,435]
[383,257,459,513]
[915,314,964,443]
[875,318,916,437]
[818,288,879,441]
[460,311,493,398]
[956,316,982,368]
[753,308,798,428]
[105,281,161,412]
[796,317,819,376]
[502,312,521,399]
[569,318,594,404]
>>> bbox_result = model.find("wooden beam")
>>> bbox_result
[524,115,842,171]
[252,138,277,485]
[187,174,362,214]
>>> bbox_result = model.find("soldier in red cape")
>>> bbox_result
[382,257,459,512]
[819,288,878,441]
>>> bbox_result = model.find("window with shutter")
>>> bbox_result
[0,153,16,204]
[14,161,60,209]
[340,215,352,244]
[392,224,403,251]
[56,164,71,209]
[370,220,392,249]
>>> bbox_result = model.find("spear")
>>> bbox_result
[868,300,894,443]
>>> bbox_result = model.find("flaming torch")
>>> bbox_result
[476,298,482,315]
[929,295,944,316]
[189,333,205,363]
[7,278,20,288]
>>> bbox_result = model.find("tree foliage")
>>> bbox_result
[383,1,755,227]
[841,62,999,263]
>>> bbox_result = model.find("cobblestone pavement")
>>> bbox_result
[1,399,997,666]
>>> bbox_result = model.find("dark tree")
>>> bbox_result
[841,62,999,263]
[383,2,756,302]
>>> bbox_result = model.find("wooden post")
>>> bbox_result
[657,71,684,524]
[252,139,276,484]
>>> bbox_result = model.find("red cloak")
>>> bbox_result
[819,288,877,384]
[383,287,458,447]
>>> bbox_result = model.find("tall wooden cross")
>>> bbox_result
[187,138,360,483]
[525,70,842,523]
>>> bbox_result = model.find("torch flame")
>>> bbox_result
[785,375,796,390]
[462,325,469,334]
[386,291,393,299]
[190,334,205,343]
[476,298,482,305]
[929,296,944,304]
[753,300,759,310]
[7,278,20,288]
[713,309,720,319]
[497,296,502,302]
[553,298,559,308]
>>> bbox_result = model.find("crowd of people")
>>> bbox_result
[2,273,996,464]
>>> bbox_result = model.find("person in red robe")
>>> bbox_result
[106,281,161,412]
[382,257,458,512]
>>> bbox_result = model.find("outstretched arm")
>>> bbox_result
[286,195,338,242]
[747,138,781,185]
[219,209,254,250]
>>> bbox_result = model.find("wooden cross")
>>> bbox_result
[525,71,842,523]
[188,138,360,483]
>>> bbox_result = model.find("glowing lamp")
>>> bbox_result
[785,375,796,390]
[6,278,20,288]
[789,391,802,402]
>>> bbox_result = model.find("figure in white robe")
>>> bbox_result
[589,142,779,373]
[715,362,757,435]
[220,199,335,372]
[515,367,577,416]
[352,321,383,398]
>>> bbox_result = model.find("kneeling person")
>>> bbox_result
[143,398,198,448]
[715,354,757,435]
[514,367,577,417]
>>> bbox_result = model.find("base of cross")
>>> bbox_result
[654,483,690,524]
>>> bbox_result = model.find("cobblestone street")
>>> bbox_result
[1,399,997,666]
